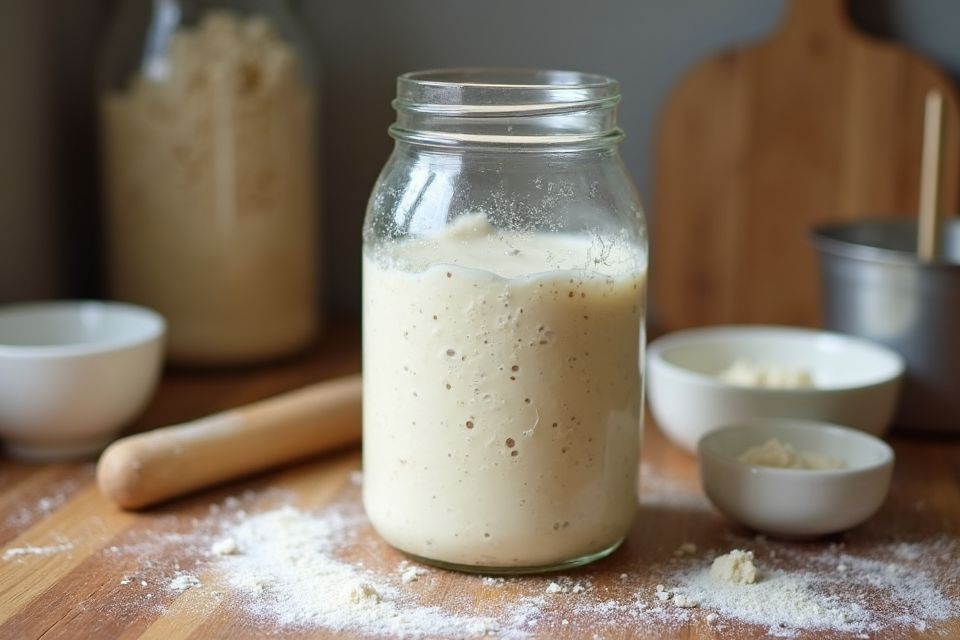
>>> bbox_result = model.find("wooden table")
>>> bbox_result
[2,315,958,639]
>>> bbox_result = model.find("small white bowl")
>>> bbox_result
[646,325,904,453]
[698,419,895,537]
[0,300,166,460]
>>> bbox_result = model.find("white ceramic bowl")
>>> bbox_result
[0,300,166,460]
[646,325,904,453]
[698,419,895,537]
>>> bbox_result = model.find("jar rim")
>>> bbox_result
[390,67,623,148]
[398,67,616,90]
[394,67,620,114]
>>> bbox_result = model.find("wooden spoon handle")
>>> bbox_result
[97,373,362,510]
[918,89,945,260]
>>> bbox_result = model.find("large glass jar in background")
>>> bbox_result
[97,0,321,367]
[362,69,649,574]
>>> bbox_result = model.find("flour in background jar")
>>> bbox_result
[362,215,646,570]
[100,11,319,365]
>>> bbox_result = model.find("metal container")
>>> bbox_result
[811,218,960,435]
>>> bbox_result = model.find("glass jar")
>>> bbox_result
[97,0,321,367]
[362,69,648,574]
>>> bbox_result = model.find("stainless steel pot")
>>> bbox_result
[811,218,960,435]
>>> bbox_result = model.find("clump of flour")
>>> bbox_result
[710,549,759,584]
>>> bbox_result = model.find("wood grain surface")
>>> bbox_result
[1,316,959,639]
[652,0,960,334]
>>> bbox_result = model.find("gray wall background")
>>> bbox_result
[2,0,959,317]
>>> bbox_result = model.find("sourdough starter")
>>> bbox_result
[362,216,645,570]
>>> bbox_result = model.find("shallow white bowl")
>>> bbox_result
[0,300,166,460]
[698,419,895,537]
[646,325,904,454]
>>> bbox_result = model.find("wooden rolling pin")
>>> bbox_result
[97,373,362,510]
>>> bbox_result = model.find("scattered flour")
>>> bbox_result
[210,504,519,637]
[190,498,959,639]
[3,472,88,529]
[4,470,959,638]
[168,572,202,591]
[639,537,960,638]
[397,561,429,583]
[210,537,239,556]
[2,542,73,560]
[543,577,589,595]
[673,594,699,609]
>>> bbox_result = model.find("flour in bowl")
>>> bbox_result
[739,438,846,470]
[718,359,815,389]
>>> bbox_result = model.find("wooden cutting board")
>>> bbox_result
[651,0,960,333]
[3,325,960,639]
